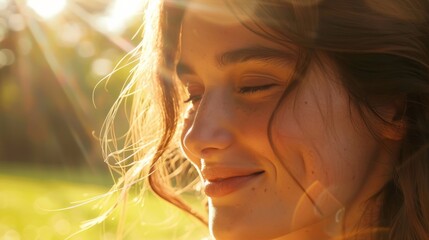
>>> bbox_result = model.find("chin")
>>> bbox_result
[211,229,262,240]
[210,222,288,240]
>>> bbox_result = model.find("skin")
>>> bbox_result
[178,1,402,239]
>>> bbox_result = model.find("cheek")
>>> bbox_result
[272,82,378,202]
[269,91,322,182]
[237,104,273,138]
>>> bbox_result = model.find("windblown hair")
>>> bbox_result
[102,0,429,239]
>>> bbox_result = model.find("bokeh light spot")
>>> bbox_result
[53,218,71,235]
[91,58,113,77]
[2,229,21,240]
[8,14,25,32]
[58,23,83,47]
[0,0,9,11]
[26,0,67,19]
[102,232,116,240]
[0,48,15,67]
[0,0,10,10]
[77,41,96,58]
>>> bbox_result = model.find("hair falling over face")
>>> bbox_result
[101,0,429,239]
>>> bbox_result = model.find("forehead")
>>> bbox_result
[180,0,285,66]
[182,0,257,25]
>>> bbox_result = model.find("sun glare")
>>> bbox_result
[98,0,145,34]
[26,0,67,19]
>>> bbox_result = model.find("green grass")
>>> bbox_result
[0,164,208,240]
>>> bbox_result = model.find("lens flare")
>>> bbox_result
[97,0,145,34]
[26,0,67,19]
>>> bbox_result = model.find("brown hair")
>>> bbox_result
[229,1,429,238]
[102,0,429,239]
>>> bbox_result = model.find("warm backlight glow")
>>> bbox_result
[98,0,145,33]
[27,0,67,19]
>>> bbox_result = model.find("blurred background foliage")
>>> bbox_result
[0,0,142,167]
[0,0,207,239]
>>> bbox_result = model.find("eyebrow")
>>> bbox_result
[219,46,295,66]
[176,46,295,76]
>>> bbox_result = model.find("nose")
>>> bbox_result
[182,91,234,159]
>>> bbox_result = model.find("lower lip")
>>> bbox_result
[204,172,263,198]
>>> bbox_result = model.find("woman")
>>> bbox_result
[102,0,429,239]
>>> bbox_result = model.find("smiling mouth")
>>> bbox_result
[203,171,264,198]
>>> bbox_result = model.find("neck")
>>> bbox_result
[273,212,342,240]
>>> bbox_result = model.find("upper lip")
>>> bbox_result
[201,167,265,182]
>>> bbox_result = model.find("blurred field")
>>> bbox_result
[0,164,208,240]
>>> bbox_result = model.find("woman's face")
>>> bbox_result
[178,1,396,239]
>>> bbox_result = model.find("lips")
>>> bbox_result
[202,168,264,198]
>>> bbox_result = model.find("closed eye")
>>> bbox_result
[184,95,202,103]
[238,84,277,94]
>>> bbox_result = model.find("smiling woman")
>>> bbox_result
[102,0,429,239]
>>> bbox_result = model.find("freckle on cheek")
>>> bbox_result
[251,187,255,191]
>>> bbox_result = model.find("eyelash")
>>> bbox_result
[238,84,277,94]
[183,84,277,103]
[184,95,202,103]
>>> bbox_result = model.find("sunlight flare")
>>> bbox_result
[97,0,145,34]
[26,0,67,19]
